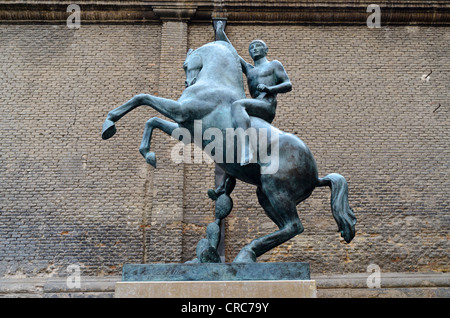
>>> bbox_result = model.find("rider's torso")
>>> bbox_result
[247,61,278,100]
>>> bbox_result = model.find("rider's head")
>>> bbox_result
[249,40,268,61]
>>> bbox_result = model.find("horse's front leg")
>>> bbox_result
[139,117,180,168]
[102,93,188,140]
[102,94,146,140]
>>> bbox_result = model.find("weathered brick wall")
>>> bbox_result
[0,24,161,276]
[0,22,448,277]
[146,21,188,263]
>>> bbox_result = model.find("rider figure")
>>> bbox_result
[208,21,292,200]
[215,21,292,165]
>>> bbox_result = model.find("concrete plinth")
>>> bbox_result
[115,280,317,298]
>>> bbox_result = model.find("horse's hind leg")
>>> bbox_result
[234,186,304,263]
[139,117,179,168]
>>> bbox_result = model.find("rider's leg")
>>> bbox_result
[231,99,275,165]
[245,101,276,124]
[231,100,253,165]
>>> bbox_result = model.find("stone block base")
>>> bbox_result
[115,280,317,298]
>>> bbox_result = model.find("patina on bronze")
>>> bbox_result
[122,262,310,281]
[102,21,356,263]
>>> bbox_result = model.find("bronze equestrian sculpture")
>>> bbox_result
[101,26,356,263]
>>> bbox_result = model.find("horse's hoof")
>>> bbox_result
[184,258,200,264]
[145,152,157,168]
[102,119,116,140]
[233,247,256,263]
[196,239,221,263]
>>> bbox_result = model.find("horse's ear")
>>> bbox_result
[187,48,194,56]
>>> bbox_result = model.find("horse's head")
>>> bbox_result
[183,48,203,88]
[181,42,246,102]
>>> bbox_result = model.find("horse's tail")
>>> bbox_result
[317,173,356,243]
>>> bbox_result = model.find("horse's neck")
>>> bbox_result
[198,43,245,96]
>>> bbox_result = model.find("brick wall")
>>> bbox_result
[0,22,448,277]
[146,21,188,263]
[0,24,161,276]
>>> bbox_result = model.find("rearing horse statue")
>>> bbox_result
[101,40,356,263]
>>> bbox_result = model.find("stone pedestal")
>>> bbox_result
[115,262,316,298]
[115,280,316,298]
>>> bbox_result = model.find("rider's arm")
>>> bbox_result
[266,60,292,94]
[239,57,252,76]
[215,21,230,43]
[215,21,251,75]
